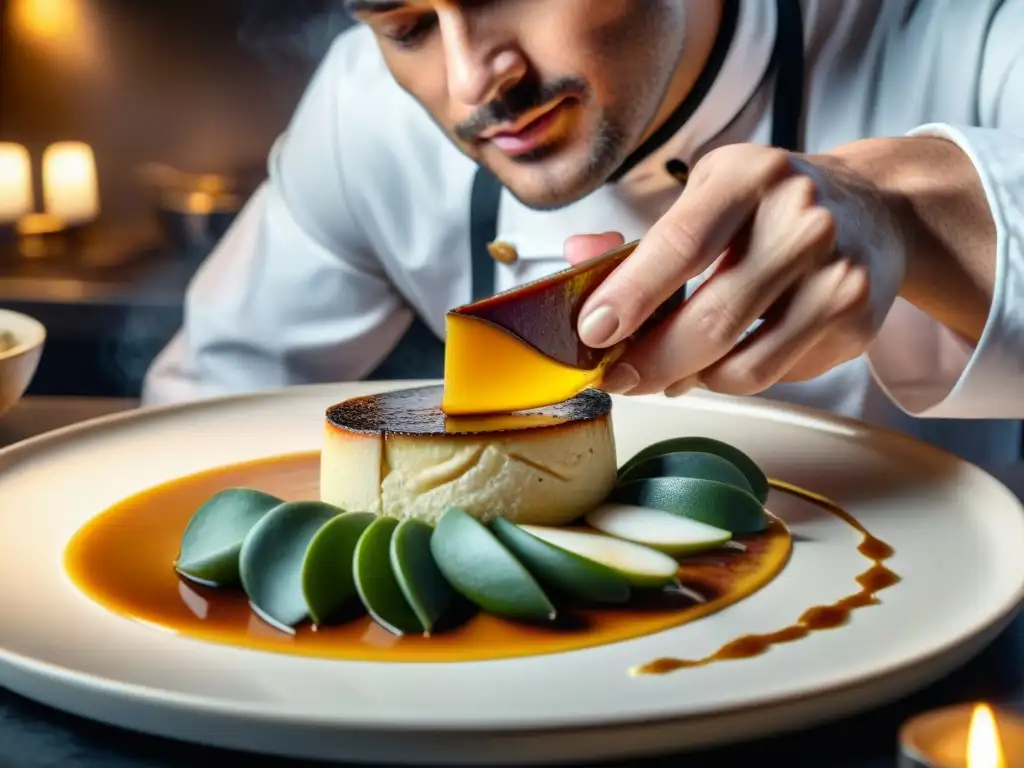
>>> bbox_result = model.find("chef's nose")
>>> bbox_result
[441,13,526,106]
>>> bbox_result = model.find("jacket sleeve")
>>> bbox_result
[141,35,412,405]
[866,0,1024,418]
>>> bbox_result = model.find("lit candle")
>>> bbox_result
[0,143,33,225]
[42,141,99,225]
[969,704,1008,767]
[899,702,1024,767]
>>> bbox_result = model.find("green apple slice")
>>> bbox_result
[618,437,769,503]
[618,450,753,494]
[584,502,732,555]
[301,510,376,626]
[516,525,679,588]
[490,518,631,604]
[612,476,768,533]
[175,488,284,587]
[238,500,342,632]
[390,519,454,635]
[353,517,424,636]
[430,508,556,623]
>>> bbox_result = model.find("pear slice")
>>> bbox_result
[238,500,342,632]
[584,503,732,555]
[390,519,454,635]
[618,450,753,494]
[301,510,376,626]
[353,517,425,636]
[430,507,556,623]
[175,488,284,587]
[612,476,768,533]
[617,437,769,503]
[516,525,679,589]
[490,518,631,604]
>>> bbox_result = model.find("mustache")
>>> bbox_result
[453,75,587,142]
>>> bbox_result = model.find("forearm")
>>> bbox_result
[822,136,996,344]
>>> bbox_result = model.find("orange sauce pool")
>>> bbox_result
[64,451,793,664]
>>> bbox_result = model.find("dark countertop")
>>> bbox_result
[0,233,195,318]
[0,397,1021,767]
[0,228,204,399]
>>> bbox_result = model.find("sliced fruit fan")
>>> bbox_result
[174,437,772,636]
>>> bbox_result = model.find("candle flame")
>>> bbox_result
[967,704,1006,768]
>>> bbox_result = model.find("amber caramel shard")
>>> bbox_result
[454,240,641,370]
[442,240,687,415]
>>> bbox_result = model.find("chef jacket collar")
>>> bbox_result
[609,0,778,189]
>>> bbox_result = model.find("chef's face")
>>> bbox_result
[349,0,693,210]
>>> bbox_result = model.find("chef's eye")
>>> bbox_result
[383,14,437,49]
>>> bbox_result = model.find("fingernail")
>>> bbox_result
[665,376,700,398]
[601,363,640,394]
[579,306,620,347]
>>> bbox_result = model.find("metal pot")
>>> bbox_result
[139,164,248,256]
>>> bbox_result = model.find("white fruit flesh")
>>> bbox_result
[517,524,679,587]
[320,416,617,526]
[585,503,732,554]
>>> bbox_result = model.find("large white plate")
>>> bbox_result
[0,381,1021,765]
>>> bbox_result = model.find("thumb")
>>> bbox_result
[563,231,625,266]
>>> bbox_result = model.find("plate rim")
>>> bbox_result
[0,618,1009,765]
[0,381,1021,734]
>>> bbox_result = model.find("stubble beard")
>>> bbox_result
[503,13,692,210]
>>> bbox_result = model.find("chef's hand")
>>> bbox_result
[568,144,907,397]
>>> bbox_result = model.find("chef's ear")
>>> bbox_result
[563,232,625,265]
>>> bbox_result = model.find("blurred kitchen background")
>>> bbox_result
[0,0,356,397]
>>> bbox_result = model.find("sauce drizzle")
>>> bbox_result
[632,478,900,676]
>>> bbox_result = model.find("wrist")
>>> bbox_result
[817,136,994,343]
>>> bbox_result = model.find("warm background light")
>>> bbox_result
[9,0,80,42]
[6,0,103,72]
[968,704,1007,768]
[42,141,100,225]
[0,143,34,224]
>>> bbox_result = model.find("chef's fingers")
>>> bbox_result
[576,145,794,349]
[776,324,867,383]
[610,176,836,396]
[696,259,870,396]
[564,232,625,266]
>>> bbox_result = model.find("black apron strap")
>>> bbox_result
[468,166,503,302]
[769,0,805,152]
[368,163,502,379]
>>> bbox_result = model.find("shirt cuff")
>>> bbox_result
[866,122,1024,418]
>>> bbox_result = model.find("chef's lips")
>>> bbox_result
[454,75,588,150]
[441,240,687,415]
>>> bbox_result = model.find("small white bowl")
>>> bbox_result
[0,309,46,418]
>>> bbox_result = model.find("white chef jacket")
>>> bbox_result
[142,0,1024,467]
